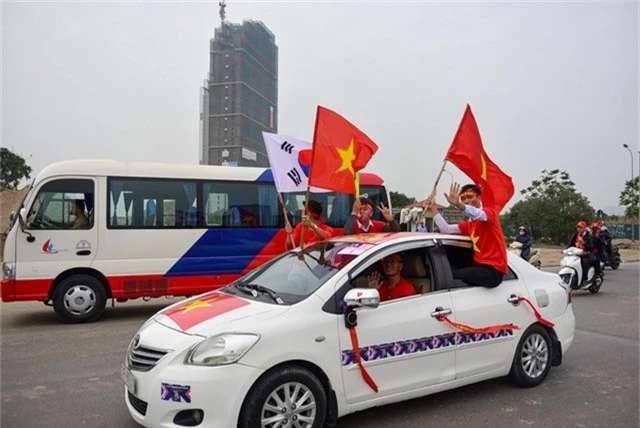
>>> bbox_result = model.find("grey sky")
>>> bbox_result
[3,1,638,215]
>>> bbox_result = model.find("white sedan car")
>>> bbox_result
[123,233,575,428]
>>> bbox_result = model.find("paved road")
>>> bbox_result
[1,264,638,427]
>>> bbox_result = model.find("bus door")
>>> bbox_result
[17,177,98,298]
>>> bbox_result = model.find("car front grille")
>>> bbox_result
[128,390,148,416]
[127,342,169,372]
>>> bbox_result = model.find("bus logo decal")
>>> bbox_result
[42,239,59,254]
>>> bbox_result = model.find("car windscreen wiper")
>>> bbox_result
[235,283,284,305]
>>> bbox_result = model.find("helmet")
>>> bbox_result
[518,226,525,231]
[590,222,600,229]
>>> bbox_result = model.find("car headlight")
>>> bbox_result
[3,262,16,280]
[185,333,259,366]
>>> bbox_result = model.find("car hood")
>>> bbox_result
[153,290,290,337]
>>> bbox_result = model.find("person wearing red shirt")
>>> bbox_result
[425,182,507,288]
[367,253,417,301]
[284,200,333,250]
[343,197,400,235]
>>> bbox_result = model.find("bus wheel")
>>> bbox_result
[53,275,107,323]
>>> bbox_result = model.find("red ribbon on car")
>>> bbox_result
[435,295,554,333]
[348,327,379,393]
[436,314,519,334]
[516,296,555,328]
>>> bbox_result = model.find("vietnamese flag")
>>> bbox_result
[308,106,378,193]
[161,292,249,331]
[445,104,514,213]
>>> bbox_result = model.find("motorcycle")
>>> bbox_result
[559,247,604,293]
[508,241,542,269]
[603,245,621,270]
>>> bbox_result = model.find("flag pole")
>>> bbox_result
[299,187,311,248]
[355,172,360,198]
[300,106,322,249]
[278,192,296,249]
[423,159,448,210]
[278,192,292,228]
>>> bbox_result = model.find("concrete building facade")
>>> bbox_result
[200,19,278,167]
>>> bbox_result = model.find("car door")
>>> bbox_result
[337,243,457,405]
[17,178,98,285]
[433,239,529,380]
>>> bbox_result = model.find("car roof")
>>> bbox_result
[326,232,472,246]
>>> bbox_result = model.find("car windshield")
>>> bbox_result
[222,241,376,305]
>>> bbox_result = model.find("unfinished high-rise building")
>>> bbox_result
[200,5,278,167]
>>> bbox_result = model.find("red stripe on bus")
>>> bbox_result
[3,274,244,302]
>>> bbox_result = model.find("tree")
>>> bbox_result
[0,148,32,191]
[504,169,594,244]
[390,191,417,209]
[619,176,639,220]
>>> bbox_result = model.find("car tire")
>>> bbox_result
[238,366,327,428]
[53,274,107,323]
[509,324,552,387]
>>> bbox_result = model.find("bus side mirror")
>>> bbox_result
[14,210,35,243]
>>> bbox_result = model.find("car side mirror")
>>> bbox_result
[343,288,380,310]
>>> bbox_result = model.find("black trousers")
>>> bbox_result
[580,254,600,281]
[453,264,504,288]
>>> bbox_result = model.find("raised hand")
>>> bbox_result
[424,195,438,214]
[444,182,461,206]
[351,198,361,216]
[285,223,293,234]
[378,202,393,221]
[301,213,312,228]
[368,271,382,289]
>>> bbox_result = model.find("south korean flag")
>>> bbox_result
[263,132,320,193]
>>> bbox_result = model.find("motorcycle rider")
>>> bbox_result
[515,226,532,261]
[590,222,605,277]
[600,223,613,263]
[567,220,595,284]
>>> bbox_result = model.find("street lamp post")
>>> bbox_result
[622,143,634,241]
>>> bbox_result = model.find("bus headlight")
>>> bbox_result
[3,262,15,280]
[185,333,259,366]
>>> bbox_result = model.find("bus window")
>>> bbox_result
[26,179,94,230]
[203,182,279,228]
[109,178,198,228]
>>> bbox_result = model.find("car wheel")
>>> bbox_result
[239,366,326,428]
[509,324,552,387]
[53,275,107,323]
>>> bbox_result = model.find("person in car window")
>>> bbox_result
[367,253,416,301]
[71,200,90,229]
[425,182,507,288]
[284,200,333,250]
[343,197,399,235]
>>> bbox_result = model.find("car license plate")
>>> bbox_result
[121,364,136,394]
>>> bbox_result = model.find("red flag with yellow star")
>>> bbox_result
[308,106,378,193]
[161,292,249,331]
[445,104,514,213]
